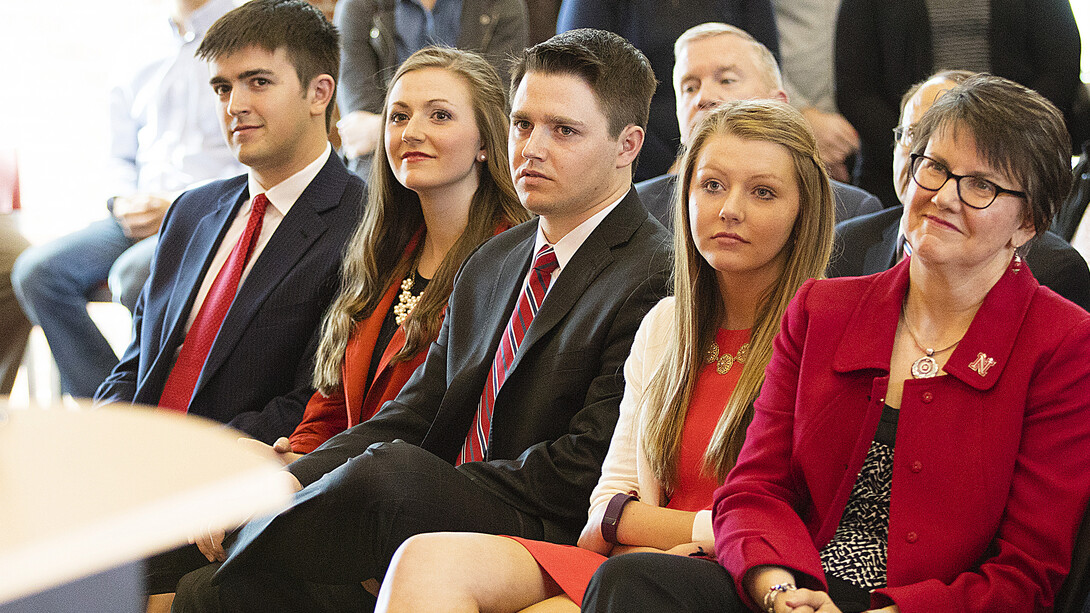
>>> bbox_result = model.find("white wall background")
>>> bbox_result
[0,0,167,243]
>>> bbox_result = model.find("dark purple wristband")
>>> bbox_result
[601,491,639,544]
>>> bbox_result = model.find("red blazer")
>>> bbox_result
[288,274,434,453]
[713,258,1090,612]
[289,222,511,453]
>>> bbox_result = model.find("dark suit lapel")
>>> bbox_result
[157,185,247,359]
[505,190,643,375]
[862,207,904,274]
[193,154,347,395]
[471,230,534,369]
[458,0,496,48]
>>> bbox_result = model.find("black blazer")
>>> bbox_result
[287,189,673,542]
[95,154,366,442]
[829,205,1090,311]
[1053,141,1090,242]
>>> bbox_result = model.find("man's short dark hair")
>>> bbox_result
[510,28,657,139]
[197,0,339,130]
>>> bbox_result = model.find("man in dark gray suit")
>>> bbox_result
[172,28,672,612]
[635,22,883,230]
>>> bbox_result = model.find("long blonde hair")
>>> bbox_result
[642,101,835,492]
[312,47,529,393]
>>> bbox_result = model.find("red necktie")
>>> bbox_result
[458,245,559,464]
[159,193,269,412]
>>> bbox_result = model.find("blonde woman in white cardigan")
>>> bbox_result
[376,100,835,613]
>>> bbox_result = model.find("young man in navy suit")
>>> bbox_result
[170,28,673,612]
[94,0,365,442]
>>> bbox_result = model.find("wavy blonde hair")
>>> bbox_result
[312,47,529,393]
[642,101,835,491]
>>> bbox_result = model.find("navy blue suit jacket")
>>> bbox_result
[95,154,366,442]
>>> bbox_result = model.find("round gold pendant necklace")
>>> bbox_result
[705,341,750,375]
[902,303,959,379]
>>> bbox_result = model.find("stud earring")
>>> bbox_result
[477,153,486,162]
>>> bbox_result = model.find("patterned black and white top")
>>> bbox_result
[819,405,899,591]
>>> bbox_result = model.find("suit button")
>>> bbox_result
[370,27,380,39]
[911,460,923,473]
[922,391,933,403]
[480,14,492,25]
[906,531,918,543]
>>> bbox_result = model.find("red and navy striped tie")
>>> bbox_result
[458,244,559,464]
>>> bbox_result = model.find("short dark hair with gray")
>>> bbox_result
[197,0,340,130]
[509,28,657,138]
[910,73,1072,235]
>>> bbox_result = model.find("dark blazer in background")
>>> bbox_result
[829,205,1090,311]
[635,173,883,230]
[1053,140,1090,242]
[94,154,366,443]
[834,0,1082,210]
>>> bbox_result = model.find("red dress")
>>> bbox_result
[509,327,751,605]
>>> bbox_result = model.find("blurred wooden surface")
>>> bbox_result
[0,402,292,604]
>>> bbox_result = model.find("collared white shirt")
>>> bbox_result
[183,144,332,333]
[525,189,628,298]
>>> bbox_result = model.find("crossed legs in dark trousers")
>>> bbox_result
[172,441,547,612]
[582,552,746,613]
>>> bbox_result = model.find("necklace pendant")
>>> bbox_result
[910,354,939,378]
[716,353,734,375]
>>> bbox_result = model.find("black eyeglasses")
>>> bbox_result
[909,154,1026,210]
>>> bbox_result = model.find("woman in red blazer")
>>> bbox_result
[581,76,1090,613]
[283,47,529,455]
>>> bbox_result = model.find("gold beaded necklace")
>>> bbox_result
[705,341,750,375]
[393,271,424,326]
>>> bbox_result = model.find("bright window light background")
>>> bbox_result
[0,0,181,243]
[0,1,1085,244]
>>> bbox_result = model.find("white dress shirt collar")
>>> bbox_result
[532,189,629,274]
[246,144,332,218]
